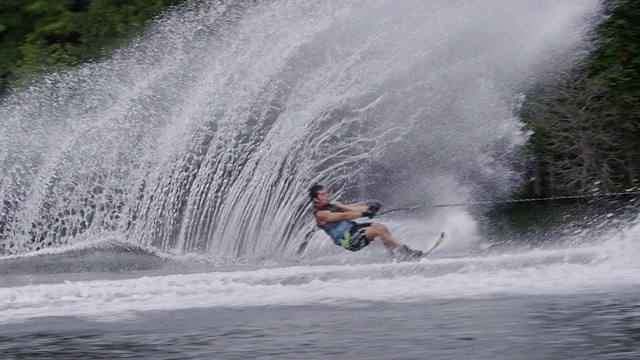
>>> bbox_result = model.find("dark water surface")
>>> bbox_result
[1,293,638,360]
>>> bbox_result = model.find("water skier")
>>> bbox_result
[308,184,423,259]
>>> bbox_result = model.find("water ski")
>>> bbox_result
[395,231,445,261]
[423,231,445,257]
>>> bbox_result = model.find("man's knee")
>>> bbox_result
[371,222,389,233]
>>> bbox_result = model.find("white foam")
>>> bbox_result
[1,230,638,324]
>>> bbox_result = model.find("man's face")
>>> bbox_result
[313,188,330,206]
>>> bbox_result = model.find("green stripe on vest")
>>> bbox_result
[339,230,352,247]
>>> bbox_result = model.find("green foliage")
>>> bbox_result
[0,0,182,93]
[588,0,640,172]
[520,0,640,197]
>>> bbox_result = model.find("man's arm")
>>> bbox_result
[316,209,365,225]
[331,200,368,212]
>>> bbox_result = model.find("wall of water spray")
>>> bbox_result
[0,0,602,257]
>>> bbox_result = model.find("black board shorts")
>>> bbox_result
[339,222,373,252]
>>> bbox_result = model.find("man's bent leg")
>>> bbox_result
[364,223,423,258]
[363,223,403,251]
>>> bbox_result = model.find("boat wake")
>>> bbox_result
[0,238,174,275]
[0,219,637,325]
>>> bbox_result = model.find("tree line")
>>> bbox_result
[520,0,640,197]
[0,0,182,95]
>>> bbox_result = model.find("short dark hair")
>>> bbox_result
[308,184,324,200]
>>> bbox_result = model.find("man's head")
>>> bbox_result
[309,184,329,206]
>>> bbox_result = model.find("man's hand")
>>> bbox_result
[367,202,381,214]
[362,210,375,218]
[362,202,381,218]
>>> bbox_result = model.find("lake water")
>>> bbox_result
[1,235,639,359]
